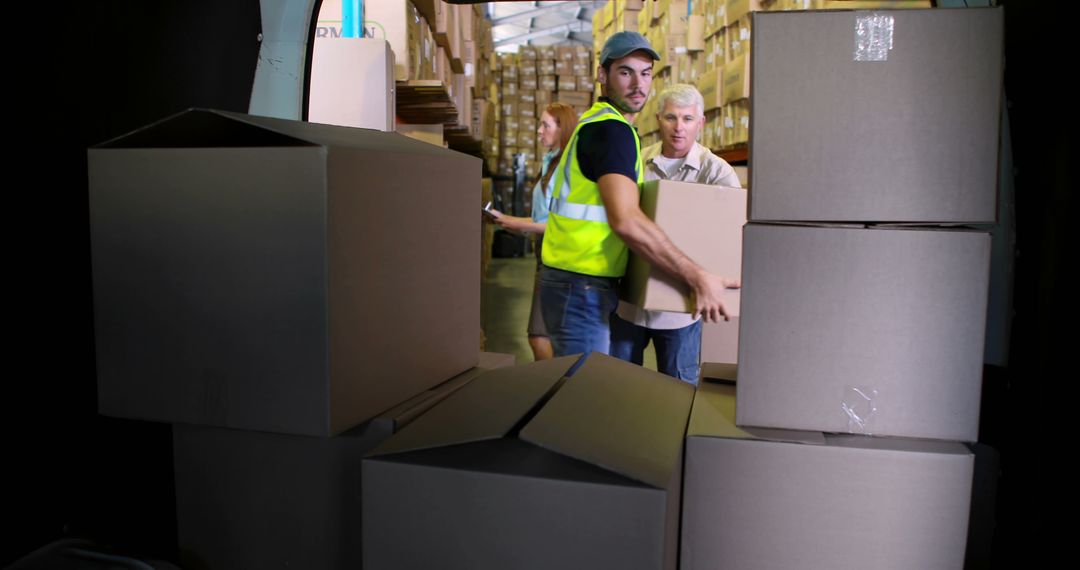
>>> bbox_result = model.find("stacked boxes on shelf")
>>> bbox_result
[492,43,594,213]
[358,1,493,145]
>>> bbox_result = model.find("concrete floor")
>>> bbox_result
[481,256,657,368]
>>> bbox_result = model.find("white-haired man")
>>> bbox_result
[609,83,742,383]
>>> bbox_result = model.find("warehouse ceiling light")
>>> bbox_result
[488,1,603,50]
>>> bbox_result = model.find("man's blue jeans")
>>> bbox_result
[538,265,619,357]
[609,313,702,384]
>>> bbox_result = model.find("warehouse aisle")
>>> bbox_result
[481,257,656,369]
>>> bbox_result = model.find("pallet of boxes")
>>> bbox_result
[489,43,594,255]
[682,6,1004,569]
[88,106,515,568]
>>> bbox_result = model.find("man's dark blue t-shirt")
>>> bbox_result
[574,98,638,183]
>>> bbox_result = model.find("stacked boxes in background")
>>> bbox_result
[492,45,594,215]
[358,1,494,146]
[88,109,511,568]
[681,7,1004,568]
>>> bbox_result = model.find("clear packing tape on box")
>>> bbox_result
[854,13,894,62]
[842,386,878,434]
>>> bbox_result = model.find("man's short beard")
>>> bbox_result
[607,85,645,114]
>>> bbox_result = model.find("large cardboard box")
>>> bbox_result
[309,38,395,131]
[698,68,723,111]
[174,353,514,570]
[750,8,1004,222]
[557,90,593,107]
[721,53,749,105]
[737,224,991,441]
[682,382,974,570]
[363,353,694,570]
[89,110,482,436]
[623,180,746,314]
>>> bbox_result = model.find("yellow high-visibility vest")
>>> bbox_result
[541,100,644,277]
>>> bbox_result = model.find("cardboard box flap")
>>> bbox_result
[94,108,316,149]
[520,353,694,489]
[689,382,825,445]
[379,352,516,431]
[369,355,579,457]
[369,437,653,487]
[95,109,469,160]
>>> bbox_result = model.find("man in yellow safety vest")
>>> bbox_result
[539,31,739,358]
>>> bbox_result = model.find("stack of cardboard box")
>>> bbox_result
[492,45,594,213]
[687,0,932,151]
[88,109,512,568]
[681,7,1004,568]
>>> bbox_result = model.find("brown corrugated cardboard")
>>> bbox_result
[749,8,1004,223]
[682,383,974,570]
[736,224,991,441]
[688,15,706,50]
[639,3,653,31]
[397,123,443,146]
[699,361,736,383]
[173,353,513,570]
[623,180,746,313]
[535,89,553,107]
[735,98,749,142]
[700,311,740,367]
[721,53,749,105]
[725,0,765,26]
[573,45,592,63]
[516,130,534,147]
[89,110,481,437]
[557,90,592,107]
[363,353,694,570]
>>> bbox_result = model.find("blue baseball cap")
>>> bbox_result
[599,31,660,67]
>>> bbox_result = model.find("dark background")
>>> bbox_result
[4,0,1064,566]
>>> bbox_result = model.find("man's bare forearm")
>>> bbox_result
[612,208,705,287]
